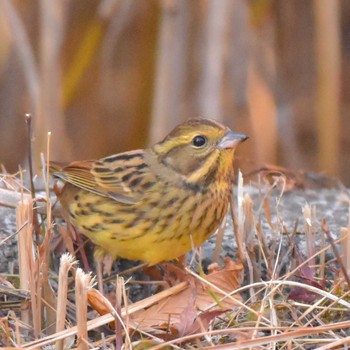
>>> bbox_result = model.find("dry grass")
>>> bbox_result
[1,168,350,349]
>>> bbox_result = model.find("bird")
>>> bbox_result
[50,118,248,265]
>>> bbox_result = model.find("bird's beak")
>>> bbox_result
[218,131,249,149]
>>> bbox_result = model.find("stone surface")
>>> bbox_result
[203,187,350,265]
[0,206,18,273]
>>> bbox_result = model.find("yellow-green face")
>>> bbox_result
[153,119,246,183]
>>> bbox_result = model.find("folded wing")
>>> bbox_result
[49,150,152,205]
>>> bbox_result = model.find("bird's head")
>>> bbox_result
[153,118,248,184]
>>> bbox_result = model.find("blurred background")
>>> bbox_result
[0,0,348,184]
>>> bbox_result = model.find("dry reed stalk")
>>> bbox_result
[129,320,350,350]
[115,276,123,350]
[189,279,350,350]
[198,278,350,332]
[100,1,134,71]
[242,195,256,301]
[24,114,43,247]
[39,132,57,335]
[314,0,341,177]
[7,309,34,348]
[16,197,41,336]
[341,227,350,277]
[36,307,350,350]
[234,170,246,264]
[235,171,258,300]
[0,173,22,195]
[340,207,350,277]
[0,0,39,106]
[255,222,269,278]
[247,65,277,165]
[197,0,230,118]
[303,204,316,267]
[44,132,52,229]
[250,289,269,341]
[62,13,104,110]
[56,253,76,350]
[0,188,32,209]
[268,179,288,283]
[318,334,350,350]
[37,0,71,163]
[75,268,93,350]
[319,218,327,280]
[149,0,188,143]
[252,213,286,339]
[322,219,350,289]
[266,289,278,344]
[122,277,130,349]
[0,188,59,216]
[242,195,255,263]
[23,282,187,349]
[0,315,12,347]
[263,195,273,229]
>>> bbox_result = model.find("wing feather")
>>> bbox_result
[49,150,152,205]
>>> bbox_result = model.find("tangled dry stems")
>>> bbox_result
[1,170,350,349]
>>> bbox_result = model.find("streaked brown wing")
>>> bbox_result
[50,149,151,205]
[50,160,96,190]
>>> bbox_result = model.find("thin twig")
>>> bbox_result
[25,113,42,245]
[25,114,35,199]
[115,276,124,350]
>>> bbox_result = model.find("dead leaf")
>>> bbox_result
[87,259,243,339]
[88,288,110,316]
[288,287,317,303]
[88,288,116,329]
[130,258,243,335]
[172,293,197,337]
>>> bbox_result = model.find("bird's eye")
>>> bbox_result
[191,135,207,148]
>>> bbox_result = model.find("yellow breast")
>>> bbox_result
[65,182,230,264]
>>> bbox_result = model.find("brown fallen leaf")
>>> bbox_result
[88,288,110,318]
[87,258,243,340]
[173,296,226,339]
[131,258,243,335]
